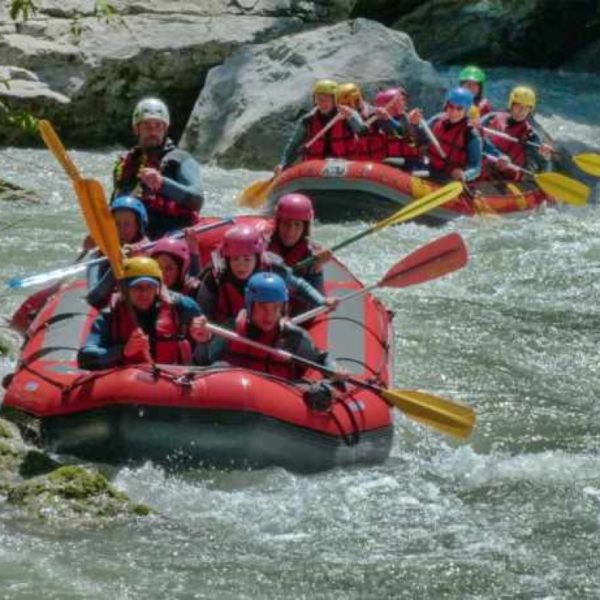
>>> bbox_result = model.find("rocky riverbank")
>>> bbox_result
[1,0,598,167]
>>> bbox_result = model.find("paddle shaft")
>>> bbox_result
[483,152,534,176]
[482,126,547,151]
[291,284,376,325]
[207,322,383,395]
[8,218,233,289]
[293,181,464,272]
[420,118,447,159]
[303,112,344,149]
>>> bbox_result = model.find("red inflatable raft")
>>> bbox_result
[267,159,553,223]
[2,217,394,473]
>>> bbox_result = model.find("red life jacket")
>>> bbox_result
[267,236,313,271]
[302,111,354,160]
[429,116,472,173]
[113,143,200,222]
[214,273,246,323]
[110,294,192,365]
[486,111,533,167]
[227,311,296,379]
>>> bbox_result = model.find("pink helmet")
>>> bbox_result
[220,225,266,258]
[374,87,408,108]
[275,194,315,222]
[149,237,191,277]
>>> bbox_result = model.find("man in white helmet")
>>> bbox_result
[112,97,204,239]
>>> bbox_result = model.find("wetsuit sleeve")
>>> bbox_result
[463,128,482,182]
[282,267,326,310]
[302,268,325,295]
[175,295,202,328]
[279,119,308,169]
[193,334,227,366]
[189,253,200,277]
[196,276,218,320]
[77,311,124,370]
[347,109,368,135]
[290,326,337,372]
[86,261,116,310]
[482,136,505,158]
[159,150,204,211]
[526,129,552,172]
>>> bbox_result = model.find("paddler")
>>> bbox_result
[273,79,367,176]
[481,86,553,180]
[149,235,201,297]
[368,86,426,169]
[266,193,331,296]
[192,272,344,410]
[78,257,204,370]
[424,87,483,183]
[86,196,150,309]
[459,65,493,118]
[196,224,337,322]
[112,97,204,240]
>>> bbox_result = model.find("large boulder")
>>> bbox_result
[181,18,445,169]
[386,0,599,68]
[0,0,359,146]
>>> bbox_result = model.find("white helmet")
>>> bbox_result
[132,97,170,127]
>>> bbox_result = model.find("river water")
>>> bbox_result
[0,68,599,599]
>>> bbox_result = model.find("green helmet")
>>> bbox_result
[459,65,486,85]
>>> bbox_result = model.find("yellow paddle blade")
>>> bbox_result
[382,389,476,439]
[534,172,590,206]
[374,181,463,230]
[573,153,600,177]
[238,177,276,208]
[77,179,124,279]
[38,119,80,182]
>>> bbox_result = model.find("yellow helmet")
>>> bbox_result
[121,257,163,285]
[336,82,362,108]
[508,86,536,110]
[313,79,338,97]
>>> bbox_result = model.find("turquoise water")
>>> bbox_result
[1,68,600,598]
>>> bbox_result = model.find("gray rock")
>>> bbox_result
[389,0,599,68]
[0,0,359,146]
[181,18,445,169]
[563,39,600,74]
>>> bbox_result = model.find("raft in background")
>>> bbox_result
[267,159,553,223]
[2,216,395,473]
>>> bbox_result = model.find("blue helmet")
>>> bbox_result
[245,272,288,313]
[446,86,474,110]
[110,196,148,234]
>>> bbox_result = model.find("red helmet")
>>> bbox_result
[374,87,408,109]
[275,194,315,222]
[220,225,266,258]
[149,237,191,277]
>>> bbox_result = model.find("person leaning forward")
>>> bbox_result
[112,97,204,240]
[78,257,205,371]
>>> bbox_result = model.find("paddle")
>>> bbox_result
[573,153,600,177]
[482,126,600,178]
[294,181,464,272]
[483,153,590,206]
[238,177,278,208]
[239,112,347,209]
[7,218,234,289]
[205,322,475,439]
[81,178,154,362]
[38,119,81,183]
[292,232,468,325]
